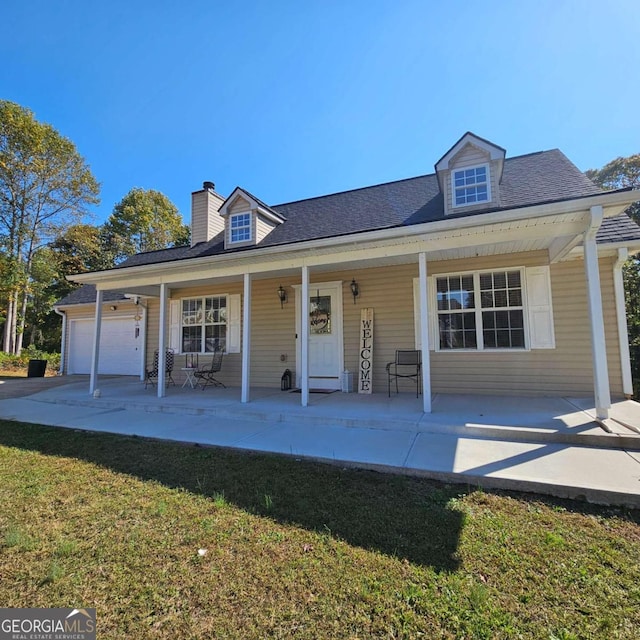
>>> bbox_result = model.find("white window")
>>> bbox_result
[181,296,227,353]
[436,270,525,350]
[229,212,251,243]
[452,164,490,207]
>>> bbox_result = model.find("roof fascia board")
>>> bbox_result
[69,189,640,287]
[435,132,506,172]
[219,187,285,223]
[83,218,591,292]
[255,206,285,224]
[218,187,247,217]
[567,239,640,259]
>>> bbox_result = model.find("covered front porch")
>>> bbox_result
[75,199,636,421]
[36,376,640,449]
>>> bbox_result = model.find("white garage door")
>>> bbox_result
[68,318,141,375]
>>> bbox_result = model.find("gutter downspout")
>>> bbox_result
[54,308,66,375]
[613,248,633,397]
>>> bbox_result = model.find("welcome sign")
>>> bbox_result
[358,308,374,394]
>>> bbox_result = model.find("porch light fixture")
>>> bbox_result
[277,285,287,309]
[110,305,117,311]
[350,279,359,304]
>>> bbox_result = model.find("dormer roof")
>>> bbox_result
[219,187,286,224]
[435,131,506,191]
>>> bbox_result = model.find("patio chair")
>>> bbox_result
[144,348,176,388]
[193,350,226,390]
[386,349,421,398]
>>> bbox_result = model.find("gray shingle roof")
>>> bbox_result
[596,213,640,244]
[71,148,640,280]
[56,285,128,307]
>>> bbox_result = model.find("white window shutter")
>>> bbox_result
[413,277,436,351]
[169,300,181,352]
[526,266,555,349]
[427,276,437,349]
[227,294,241,353]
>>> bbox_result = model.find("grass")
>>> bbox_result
[0,420,639,639]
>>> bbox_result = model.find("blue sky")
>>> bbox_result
[2,1,638,224]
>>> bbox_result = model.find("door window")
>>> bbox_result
[309,295,331,335]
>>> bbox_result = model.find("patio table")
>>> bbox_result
[181,367,197,389]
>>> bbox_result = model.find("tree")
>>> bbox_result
[0,101,100,354]
[585,155,640,223]
[47,223,111,301]
[101,188,189,263]
[18,224,109,351]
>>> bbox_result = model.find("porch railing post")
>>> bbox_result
[241,272,252,403]
[419,252,432,412]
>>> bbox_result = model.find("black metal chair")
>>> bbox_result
[193,350,226,390]
[144,348,175,388]
[386,350,422,397]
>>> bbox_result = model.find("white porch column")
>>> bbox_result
[584,205,611,419]
[157,283,168,398]
[138,303,147,382]
[241,273,252,403]
[613,248,633,397]
[418,252,432,412]
[301,265,310,407]
[89,289,103,395]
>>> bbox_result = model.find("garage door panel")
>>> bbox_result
[68,318,140,375]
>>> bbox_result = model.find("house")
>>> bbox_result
[55,132,640,420]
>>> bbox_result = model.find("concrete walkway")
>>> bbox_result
[0,376,639,508]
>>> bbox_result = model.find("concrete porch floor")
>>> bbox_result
[0,376,639,507]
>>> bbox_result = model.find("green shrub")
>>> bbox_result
[0,347,61,372]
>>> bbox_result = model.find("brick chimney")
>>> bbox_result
[190,181,225,246]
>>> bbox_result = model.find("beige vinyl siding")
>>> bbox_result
[228,196,250,214]
[256,214,276,243]
[144,297,160,374]
[141,251,624,396]
[450,144,488,168]
[249,277,297,386]
[190,190,225,245]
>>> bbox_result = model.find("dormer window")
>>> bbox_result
[453,164,490,207]
[219,187,285,249]
[230,212,252,243]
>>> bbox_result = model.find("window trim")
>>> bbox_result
[451,163,491,208]
[229,211,252,244]
[433,267,529,353]
[179,294,228,354]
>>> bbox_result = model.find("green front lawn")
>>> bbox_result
[0,420,638,639]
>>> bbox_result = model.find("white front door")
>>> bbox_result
[295,281,344,390]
